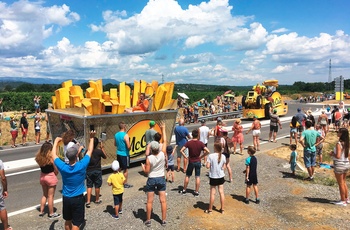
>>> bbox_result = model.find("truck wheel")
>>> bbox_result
[242,96,246,108]
[264,103,271,119]
[256,95,262,108]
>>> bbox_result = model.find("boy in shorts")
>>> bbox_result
[166,145,177,183]
[243,146,259,204]
[107,160,126,220]
[289,144,297,176]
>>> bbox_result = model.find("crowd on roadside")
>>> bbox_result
[1,99,350,229]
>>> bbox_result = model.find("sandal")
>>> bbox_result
[39,212,45,217]
[204,210,212,214]
[85,203,91,208]
[220,209,225,214]
[94,200,102,204]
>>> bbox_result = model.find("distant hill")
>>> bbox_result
[0,77,120,85]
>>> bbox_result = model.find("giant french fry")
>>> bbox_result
[89,81,102,99]
[163,82,174,109]
[140,80,147,93]
[154,85,167,111]
[62,80,73,89]
[125,84,131,109]
[55,88,69,109]
[110,88,118,101]
[119,82,126,106]
[69,85,84,100]
[132,80,140,107]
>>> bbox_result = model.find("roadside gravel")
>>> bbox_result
[8,148,350,230]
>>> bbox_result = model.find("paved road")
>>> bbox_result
[0,101,327,216]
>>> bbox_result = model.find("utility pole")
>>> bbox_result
[328,59,332,83]
[162,74,164,84]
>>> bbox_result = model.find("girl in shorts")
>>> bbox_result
[35,142,60,218]
[329,128,350,206]
[246,116,261,151]
[289,116,300,146]
[205,142,226,214]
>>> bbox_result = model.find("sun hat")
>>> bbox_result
[307,110,312,114]
[111,160,120,171]
[10,114,14,119]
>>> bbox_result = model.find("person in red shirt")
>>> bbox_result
[132,93,149,112]
[179,129,210,197]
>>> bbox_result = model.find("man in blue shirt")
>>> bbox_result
[52,131,96,230]
[114,122,132,188]
[174,119,191,172]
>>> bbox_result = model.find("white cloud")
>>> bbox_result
[271,28,289,34]
[0,0,80,57]
[271,65,292,73]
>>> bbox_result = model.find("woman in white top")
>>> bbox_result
[205,142,226,214]
[141,124,167,227]
[329,128,350,206]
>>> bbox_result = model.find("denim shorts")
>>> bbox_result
[303,150,316,168]
[177,147,188,158]
[113,193,123,206]
[186,161,201,177]
[117,155,129,170]
[145,177,166,192]
[86,170,102,188]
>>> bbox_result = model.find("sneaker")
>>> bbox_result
[332,201,347,207]
[347,198,350,204]
[39,212,45,217]
[124,184,133,188]
[85,203,91,208]
[178,190,186,195]
[244,198,249,204]
[193,191,199,197]
[94,200,102,205]
[111,214,119,220]
[118,210,123,214]
[256,198,260,204]
[144,220,151,227]
[48,213,61,219]
[161,220,167,227]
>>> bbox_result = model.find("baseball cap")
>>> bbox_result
[150,141,160,152]
[66,144,79,161]
[166,145,173,154]
[149,120,156,127]
[200,119,206,124]
[273,109,277,113]
[217,117,222,122]
[297,108,301,112]
[111,160,120,171]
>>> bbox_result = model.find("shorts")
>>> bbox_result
[10,130,18,139]
[40,172,58,187]
[86,170,102,188]
[21,128,28,136]
[63,194,85,227]
[113,193,123,206]
[209,177,225,186]
[186,161,201,177]
[328,119,331,125]
[316,144,323,156]
[290,128,297,134]
[270,125,278,133]
[290,162,296,172]
[303,150,316,168]
[333,161,350,174]
[167,165,175,171]
[117,155,129,170]
[0,197,5,211]
[145,177,166,192]
[177,147,188,158]
[246,173,258,186]
[252,130,260,137]
[223,152,230,159]
[335,120,341,126]
[297,126,304,133]
[35,129,40,134]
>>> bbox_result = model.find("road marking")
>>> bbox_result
[8,198,62,217]
[7,168,40,177]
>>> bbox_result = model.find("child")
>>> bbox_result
[289,144,297,176]
[166,145,177,183]
[107,160,126,220]
[205,142,226,214]
[315,124,325,165]
[243,146,259,204]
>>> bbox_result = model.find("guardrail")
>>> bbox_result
[198,110,242,122]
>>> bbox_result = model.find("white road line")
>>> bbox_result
[7,168,39,177]
[8,198,62,217]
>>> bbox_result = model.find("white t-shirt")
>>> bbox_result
[207,152,226,179]
[333,142,349,162]
[199,126,210,144]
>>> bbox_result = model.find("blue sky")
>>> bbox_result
[0,0,349,86]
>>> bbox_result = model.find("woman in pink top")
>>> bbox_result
[232,118,244,154]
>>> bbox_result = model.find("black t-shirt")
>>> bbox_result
[87,149,105,171]
[20,117,28,129]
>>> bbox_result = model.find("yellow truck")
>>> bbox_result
[242,80,288,119]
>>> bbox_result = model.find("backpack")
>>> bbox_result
[224,137,235,154]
